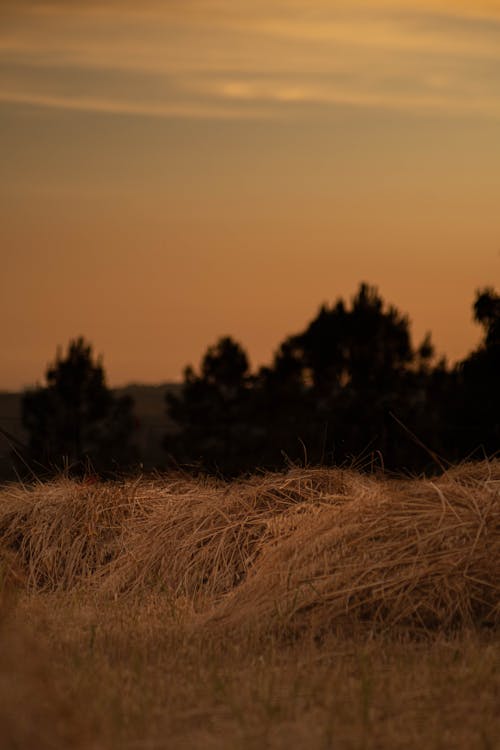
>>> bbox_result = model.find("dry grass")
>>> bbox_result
[1,461,499,634]
[0,461,499,748]
[1,594,499,750]
[205,463,500,636]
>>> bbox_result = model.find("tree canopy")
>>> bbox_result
[165,284,437,474]
[164,283,499,476]
[456,288,500,457]
[21,337,137,476]
[164,336,257,474]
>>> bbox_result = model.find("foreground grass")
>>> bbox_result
[1,461,499,748]
[2,594,499,750]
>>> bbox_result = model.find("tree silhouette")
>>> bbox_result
[21,337,137,475]
[258,282,435,468]
[165,336,259,474]
[455,288,500,457]
[473,288,500,348]
[164,285,442,475]
[273,283,417,394]
[163,283,500,476]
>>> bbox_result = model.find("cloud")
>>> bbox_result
[1,0,500,120]
[0,89,272,119]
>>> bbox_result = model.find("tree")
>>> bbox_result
[165,285,446,475]
[455,288,500,457]
[273,283,416,394]
[165,336,259,474]
[473,288,500,349]
[259,282,436,469]
[160,281,500,474]
[21,337,137,475]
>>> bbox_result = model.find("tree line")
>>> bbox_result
[13,283,500,478]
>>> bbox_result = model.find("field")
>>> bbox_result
[1,461,499,749]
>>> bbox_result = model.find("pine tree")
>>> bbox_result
[21,337,137,475]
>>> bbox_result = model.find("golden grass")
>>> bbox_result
[1,461,499,635]
[0,462,499,748]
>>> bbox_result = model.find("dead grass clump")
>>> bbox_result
[102,469,361,598]
[1,462,499,636]
[203,460,500,635]
[0,478,138,591]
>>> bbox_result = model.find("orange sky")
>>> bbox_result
[1,0,499,389]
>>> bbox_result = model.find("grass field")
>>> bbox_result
[1,461,499,749]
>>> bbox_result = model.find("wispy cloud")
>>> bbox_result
[0,89,273,120]
[2,0,500,119]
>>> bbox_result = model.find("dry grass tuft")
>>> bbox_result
[0,478,138,591]
[205,462,500,636]
[102,469,355,599]
[0,461,499,636]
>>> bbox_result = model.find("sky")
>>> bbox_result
[1,0,500,390]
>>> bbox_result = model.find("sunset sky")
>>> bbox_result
[1,0,500,390]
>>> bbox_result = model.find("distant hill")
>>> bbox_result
[0,383,182,479]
